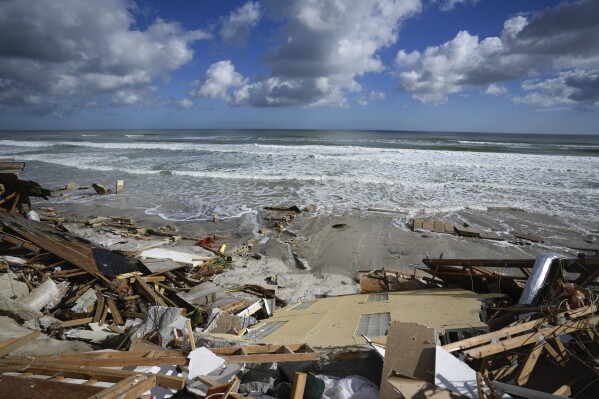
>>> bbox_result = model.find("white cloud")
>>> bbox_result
[439,0,480,12]
[191,60,247,101]
[357,90,386,106]
[218,0,422,108]
[514,70,599,109]
[395,0,599,108]
[111,87,157,107]
[177,99,194,109]
[485,84,507,96]
[0,0,210,113]
[395,49,420,66]
[369,91,386,101]
[220,1,262,46]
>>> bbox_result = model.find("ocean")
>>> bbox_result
[2,129,599,247]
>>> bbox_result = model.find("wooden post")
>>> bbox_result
[116,180,124,194]
[290,372,307,399]
[186,319,196,351]
[106,297,124,325]
[516,342,545,386]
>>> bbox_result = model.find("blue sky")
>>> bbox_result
[1,0,598,134]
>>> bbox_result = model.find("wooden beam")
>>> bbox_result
[443,304,596,352]
[544,339,569,366]
[106,297,124,326]
[60,317,94,328]
[7,350,185,367]
[290,372,307,399]
[0,358,185,389]
[209,344,319,364]
[464,316,598,359]
[134,275,167,307]
[223,375,241,399]
[93,291,106,323]
[99,303,109,326]
[86,373,156,399]
[186,319,195,351]
[516,342,545,386]
[0,331,41,358]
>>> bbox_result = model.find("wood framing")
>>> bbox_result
[209,343,319,364]
[0,358,185,389]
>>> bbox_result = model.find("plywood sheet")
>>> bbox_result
[380,322,437,399]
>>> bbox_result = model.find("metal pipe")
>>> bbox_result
[518,253,559,306]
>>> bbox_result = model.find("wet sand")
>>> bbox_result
[39,195,597,304]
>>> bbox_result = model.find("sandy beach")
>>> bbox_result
[39,192,587,305]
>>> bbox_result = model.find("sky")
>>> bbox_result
[0,0,598,134]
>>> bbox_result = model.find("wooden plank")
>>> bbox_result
[290,372,307,399]
[433,221,445,233]
[186,319,196,351]
[220,352,319,364]
[512,231,544,243]
[236,301,263,318]
[0,231,40,252]
[93,290,106,323]
[412,219,423,231]
[464,316,598,359]
[479,231,504,241]
[43,355,186,367]
[99,303,109,326]
[0,211,100,276]
[106,297,124,325]
[223,375,241,399]
[107,325,125,334]
[209,344,319,364]
[422,220,434,231]
[443,304,596,352]
[0,331,41,357]
[0,337,19,351]
[134,275,167,307]
[86,373,156,399]
[60,317,94,328]
[444,223,455,233]
[516,342,545,386]
[0,358,185,389]
[454,225,482,238]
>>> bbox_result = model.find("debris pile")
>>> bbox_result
[1,172,599,398]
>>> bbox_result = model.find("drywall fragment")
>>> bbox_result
[187,347,225,380]
[71,288,97,313]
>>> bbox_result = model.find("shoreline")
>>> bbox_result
[30,190,598,304]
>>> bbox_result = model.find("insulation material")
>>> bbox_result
[21,279,68,311]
